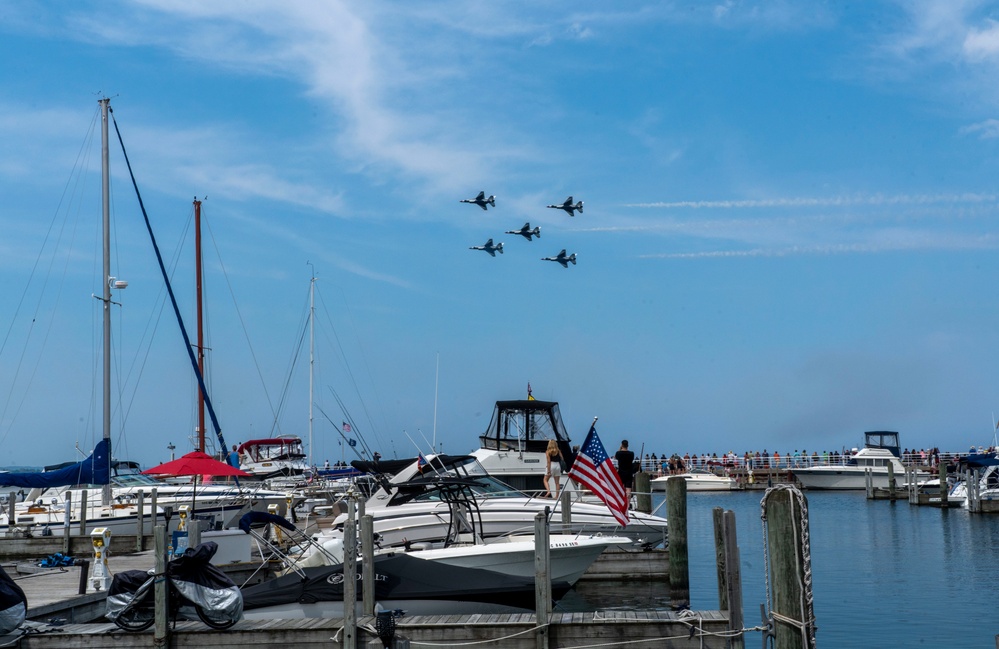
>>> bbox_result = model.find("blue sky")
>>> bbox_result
[3,1,999,468]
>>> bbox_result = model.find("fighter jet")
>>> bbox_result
[460,191,496,211]
[469,239,504,257]
[505,222,541,241]
[541,249,577,268]
[546,196,583,216]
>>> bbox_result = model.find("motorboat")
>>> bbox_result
[293,484,633,586]
[651,469,737,492]
[313,454,668,549]
[241,553,571,618]
[790,431,915,490]
[945,452,999,506]
[237,436,310,479]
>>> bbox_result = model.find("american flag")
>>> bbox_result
[568,422,629,526]
[342,421,351,433]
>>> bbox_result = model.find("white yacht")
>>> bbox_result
[790,431,913,490]
[651,469,737,492]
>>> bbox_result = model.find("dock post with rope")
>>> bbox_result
[761,484,817,649]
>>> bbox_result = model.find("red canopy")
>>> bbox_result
[143,451,251,478]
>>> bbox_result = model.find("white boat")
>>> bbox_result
[237,436,310,479]
[300,531,632,586]
[315,453,669,549]
[651,469,737,492]
[790,431,914,490]
[945,452,999,506]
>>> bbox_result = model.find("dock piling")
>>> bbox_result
[154,524,168,647]
[361,514,375,616]
[534,508,551,649]
[343,496,357,649]
[666,476,689,607]
[62,492,72,553]
[634,472,652,514]
[762,485,816,649]
[938,463,948,507]
[135,491,144,552]
[722,509,744,649]
[712,507,727,611]
[78,489,88,536]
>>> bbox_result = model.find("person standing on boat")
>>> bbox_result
[543,440,564,498]
[615,440,636,505]
[228,444,240,468]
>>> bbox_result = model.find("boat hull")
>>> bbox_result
[790,468,902,490]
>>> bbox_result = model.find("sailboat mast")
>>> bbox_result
[194,198,206,453]
[100,97,112,507]
[309,271,315,468]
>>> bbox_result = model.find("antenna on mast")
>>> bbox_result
[432,353,439,451]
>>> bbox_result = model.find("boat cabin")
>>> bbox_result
[863,431,901,457]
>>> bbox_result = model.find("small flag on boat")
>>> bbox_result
[527,382,535,401]
[417,453,428,471]
[348,439,357,448]
[342,421,352,433]
[568,421,629,526]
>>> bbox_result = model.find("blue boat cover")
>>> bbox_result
[0,439,110,488]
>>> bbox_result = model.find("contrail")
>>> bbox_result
[641,235,999,259]
[627,193,999,209]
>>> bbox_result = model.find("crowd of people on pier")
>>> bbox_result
[637,447,994,477]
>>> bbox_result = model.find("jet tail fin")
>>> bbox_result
[487,195,496,207]
[575,202,584,214]
[569,253,577,265]
[497,242,504,254]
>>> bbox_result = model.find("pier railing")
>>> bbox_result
[641,451,976,475]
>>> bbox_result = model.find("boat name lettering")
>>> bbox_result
[326,573,389,585]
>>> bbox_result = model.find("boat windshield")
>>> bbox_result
[388,456,524,505]
[112,473,163,487]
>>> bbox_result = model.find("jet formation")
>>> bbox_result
[469,238,503,256]
[463,192,581,267]
[546,196,584,216]
[460,191,496,211]
[505,222,541,241]
[541,249,577,268]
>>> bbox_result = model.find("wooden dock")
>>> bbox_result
[10,610,734,649]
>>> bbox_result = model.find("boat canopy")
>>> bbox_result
[479,400,574,460]
[0,439,110,488]
[237,437,306,462]
[863,431,900,457]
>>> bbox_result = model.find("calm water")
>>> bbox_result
[563,490,999,646]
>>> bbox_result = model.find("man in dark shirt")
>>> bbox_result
[615,439,636,506]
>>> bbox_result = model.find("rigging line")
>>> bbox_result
[315,405,366,461]
[326,386,373,458]
[269,311,310,437]
[0,107,100,362]
[109,109,228,459]
[315,285,384,450]
[0,110,101,445]
[203,215,283,434]
[118,210,191,437]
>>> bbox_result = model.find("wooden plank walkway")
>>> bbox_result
[11,610,734,649]
[7,550,156,623]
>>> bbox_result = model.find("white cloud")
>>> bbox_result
[964,18,999,61]
[961,118,999,138]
